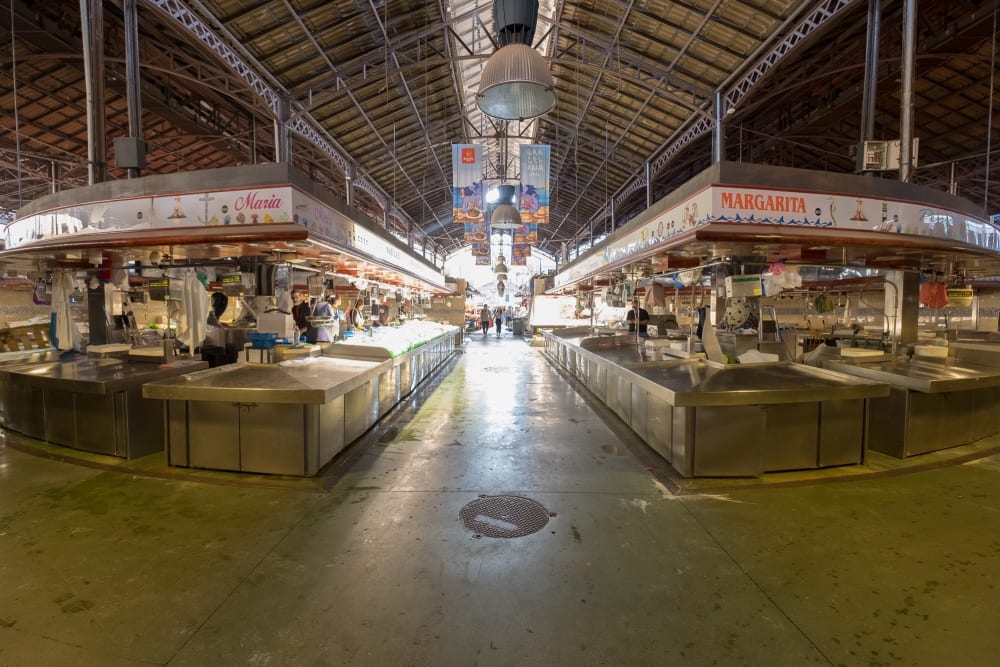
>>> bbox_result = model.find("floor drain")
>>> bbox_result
[459,495,550,538]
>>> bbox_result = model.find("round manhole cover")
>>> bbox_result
[459,495,550,538]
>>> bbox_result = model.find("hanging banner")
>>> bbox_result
[511,245,531,265]
[473,239,491,265]
[464,220,488,243]
[519,144,550,224]
[513,222,538,244]
[452,144,484,225]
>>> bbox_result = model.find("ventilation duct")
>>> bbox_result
[493,0,539,47]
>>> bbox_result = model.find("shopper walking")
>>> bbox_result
[479,304,491,337]
[494,306,503,336]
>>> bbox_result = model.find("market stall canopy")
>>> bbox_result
[553,162,1000,292]
[0,164,448,294]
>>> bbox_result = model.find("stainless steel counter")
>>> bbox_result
[141,325,460,476]
[825,358,1000,393]
[0,357,207,458]
[142,357,388,404]
[825,355,1000,457]
[542,330,890,478]
[626,361,887,407]
[1,357,207,394]
[0,348,64,422]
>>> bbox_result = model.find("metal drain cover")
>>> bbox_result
[459,495,550,538]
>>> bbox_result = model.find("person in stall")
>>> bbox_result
[625,297,650,338]
[291,289,310,341]
[343,298,365,331]
[325,288,343,340]
[376,296,391,326]
[304,296,334,344]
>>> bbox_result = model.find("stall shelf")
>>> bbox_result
[0,356,207,458]
[143,323,460,476]
[543,329,889,477]
[825,355,1000,457]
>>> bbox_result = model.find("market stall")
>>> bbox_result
[826,353,1000,457]
[0,164,456,468]
[0,355,207,458]
[143,322,460,475]
[544,329,889,477]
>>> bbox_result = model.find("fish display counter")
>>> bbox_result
[0,355,208,458]
[143,321,461,476]
[143,356,390,475]
[542,329,889,477]
[825,354,1000,457]
[321,321,461,415]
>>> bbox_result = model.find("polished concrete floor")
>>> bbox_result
[1,332,999,666]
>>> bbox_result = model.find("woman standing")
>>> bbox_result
[494,306,503,337]
[479,304,491,337]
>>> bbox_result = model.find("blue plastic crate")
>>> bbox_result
[247,331,278,349]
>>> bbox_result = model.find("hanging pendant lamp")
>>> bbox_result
[493,253,509,274]
[477,43,555,121]
[490,184,521,230]
[490,203,522,230]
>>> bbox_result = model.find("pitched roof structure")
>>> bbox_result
[1,1,997,260]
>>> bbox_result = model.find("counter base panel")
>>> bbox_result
[868,387,988,458]
[762,403,819,473]
[167,397,348,476]
[690,405,766,477]
[819,399,867,467]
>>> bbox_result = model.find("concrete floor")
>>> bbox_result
[1,333,999,666]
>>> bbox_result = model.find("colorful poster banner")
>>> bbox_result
[511,245,531,264]
[519,144,550,224]
[464,220,488,243]
[513,222,537,244]
[452,144,484,225]
[470,242,491,257]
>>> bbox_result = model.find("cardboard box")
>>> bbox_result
[725,275,762,298]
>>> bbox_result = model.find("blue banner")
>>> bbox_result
[452,144,484,225]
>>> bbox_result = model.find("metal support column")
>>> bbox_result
[123,0,144,178]
[274,96,292,162]
[80,0,106,184]
[712,91,724,163]
[899,0,917,183]
[645,161,652,208]
[50,162,59,194]
[858,0,881,173]
[885,270,919,347]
